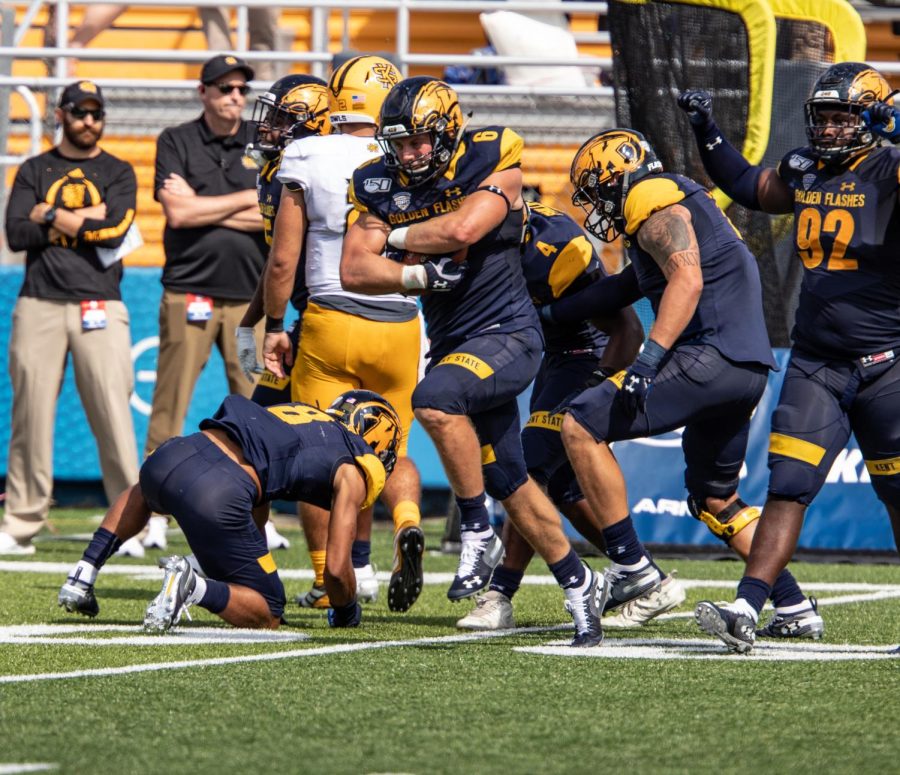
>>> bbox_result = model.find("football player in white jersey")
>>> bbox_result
[262,56,428,614]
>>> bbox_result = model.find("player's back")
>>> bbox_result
[279,133,413,313]
[200,395,383,508]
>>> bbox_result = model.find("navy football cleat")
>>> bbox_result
[695,600,756,654]
[327,601,362,628]
[601,561,662,614]
[58,578,99,618]
[565,567,604,647]
[447,531,504,601]
[756,597,825,640]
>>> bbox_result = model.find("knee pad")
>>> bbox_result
[688,495,760,543]
[547,463,584,506]
[867,462,900,509]
[522,418,567,488]
[482,441,528,501]
[767,458,820,506]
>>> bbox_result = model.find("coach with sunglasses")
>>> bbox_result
[143,54,267,547]
[1,80,140,555]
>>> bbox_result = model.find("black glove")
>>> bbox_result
[677,89,714,127]
[620,339,667,418]
[862,101,900,142]
[423,256,467,292]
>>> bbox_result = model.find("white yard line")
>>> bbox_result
[2,560,899,592]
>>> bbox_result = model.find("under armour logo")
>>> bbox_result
[705,136,722,151]
[624,375,640,393]
[840,181,856,192]
[463,576,483,589]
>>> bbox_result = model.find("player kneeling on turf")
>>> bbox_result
[58,390,401,631]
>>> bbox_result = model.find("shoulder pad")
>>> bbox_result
[624,176,686,234]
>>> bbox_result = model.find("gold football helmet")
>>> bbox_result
[569,128,663,242]
[805,61,892,163]
[376,77,465,186]
[251,74,330,154]
[328,55,401,127]
[327,389,401,474]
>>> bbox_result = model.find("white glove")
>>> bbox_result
[235,326,262,381]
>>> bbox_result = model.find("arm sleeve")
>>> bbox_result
[4,160,50,251]
[546,263,642,324]
[690,121,762,211]
[78,161,137,247]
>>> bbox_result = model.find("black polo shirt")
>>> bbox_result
[154,115,267,300]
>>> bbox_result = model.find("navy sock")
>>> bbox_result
[82,527,122,569]
[548,549,587,589]
[351,540,371,569]
[489,565,525,599]
[199,579,230,614]
[601,516,646,566]
[737,575,771,616]
[769,569,806,608]
[456,493,490,534]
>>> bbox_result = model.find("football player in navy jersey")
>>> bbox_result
[538,129,818,638]
[456,200,675,630]
[58,390,401,631]
[679,62,900,653]
[232,74,330,553]
[341,77,606,646]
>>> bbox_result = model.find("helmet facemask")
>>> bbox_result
[804,63,891,165]
[572,169,628,243]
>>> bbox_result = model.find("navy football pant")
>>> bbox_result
[413,327,543,500]
[558,344,769,501]
[140,433,286,618]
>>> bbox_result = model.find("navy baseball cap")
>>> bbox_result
[201,54,255,84]
[58,80,105,108]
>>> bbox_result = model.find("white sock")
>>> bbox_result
[68,560,98,587]
[461,527,495,542]
[733,597,759,623]
[609,557,650,573]
[186,575,207,606]
[775,599,813,615]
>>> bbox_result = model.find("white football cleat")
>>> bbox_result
[142,515,169,550]
[265,520,291,550]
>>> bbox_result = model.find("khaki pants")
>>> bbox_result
[199,8,280,81]
[144,290,261,456]
[2,297,139,540]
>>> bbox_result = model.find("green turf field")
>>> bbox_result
[1,509,897,775]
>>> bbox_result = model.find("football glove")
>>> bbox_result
[677,89,714,127]
[235,326,262,381]
[862,101,900,143]
[620,339,667,418]
[424,257,467,291]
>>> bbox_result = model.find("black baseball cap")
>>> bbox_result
[58,80,105,108]
[201,54,254,84]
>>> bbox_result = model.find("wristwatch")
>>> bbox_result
[43,206,57,225]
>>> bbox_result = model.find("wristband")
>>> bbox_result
[264,315,284,333]
[387,227,410,250]
[636,338,667,370]
[400,264,427,290]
